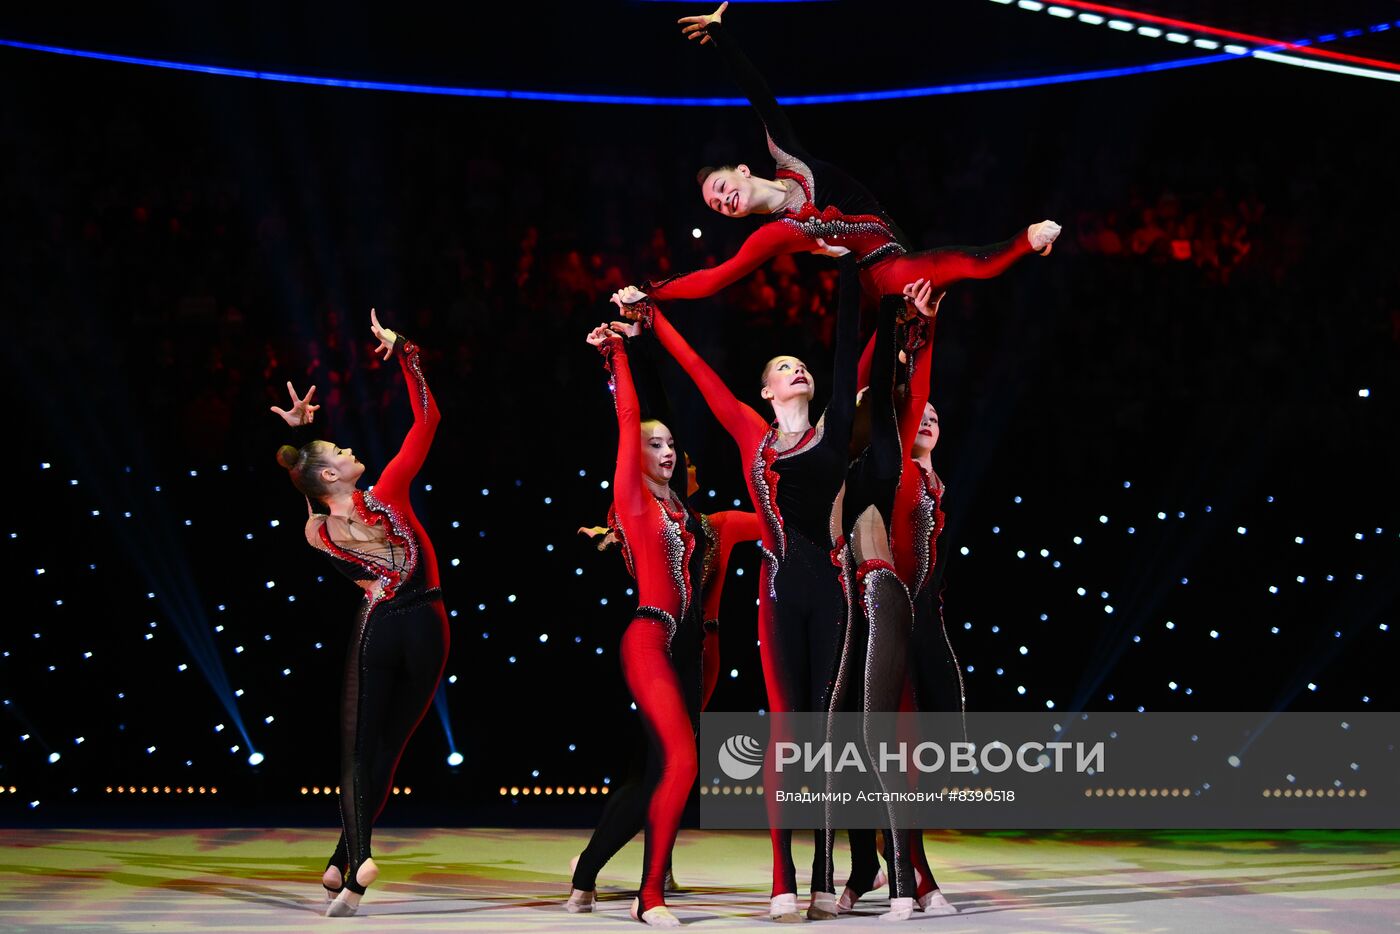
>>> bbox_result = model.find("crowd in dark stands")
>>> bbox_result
[5,66,1396,499]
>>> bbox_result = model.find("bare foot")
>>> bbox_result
[1029,219,1061,255]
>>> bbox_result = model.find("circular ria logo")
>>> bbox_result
[717,734,764,781]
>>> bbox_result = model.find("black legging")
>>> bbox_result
[821,555,915,900]
[326,590,449,890]
[757,528,848,898]
[570,613,704,893]
[825,298,916,901]
[845,582,963,898]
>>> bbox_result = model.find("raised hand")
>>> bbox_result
[369,307,399,360]
[902,278,945,318]
[578,525,609,539]
[811,237,851,258]
[270,381,320,426]
[679,1,727,44]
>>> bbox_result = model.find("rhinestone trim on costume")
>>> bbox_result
[697,513,719,594]
[657,494,696,626]
[769,139,815,207]
[855,241,906,269]
[750,439,787,563]
[634,605,679,647]
[901,315,930,383]
[398,339,430,420]
[310,490,419,603]
[911,465,946,600]
[759,545,780,602]
[855,560,913,900]
[358,490,419,601]
[597,336,624,407]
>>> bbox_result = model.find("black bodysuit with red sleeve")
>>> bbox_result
[300,338,449,896]
[643,256,862,898]
[645,20,1037,303]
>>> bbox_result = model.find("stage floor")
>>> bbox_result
[1,828,1397,932]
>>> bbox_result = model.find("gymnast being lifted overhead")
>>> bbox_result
[624,2,1060,306]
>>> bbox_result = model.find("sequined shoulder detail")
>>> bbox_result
[769,136,814,206]
[309,490,420,603]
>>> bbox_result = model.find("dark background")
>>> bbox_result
[1,1,1396,825]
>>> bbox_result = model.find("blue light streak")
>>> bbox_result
[0,37,1236,105]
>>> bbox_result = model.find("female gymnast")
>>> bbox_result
[611,255,862,921]
[620,3,1059,305]
[271,310,448,917]
[816,290,933,920]
[568,325,760,914]
[841,281,962,916]
[580,320,707,927]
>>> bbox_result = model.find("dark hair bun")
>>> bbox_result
[276,445,300,470]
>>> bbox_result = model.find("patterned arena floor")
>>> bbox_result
[1,828,1397,932]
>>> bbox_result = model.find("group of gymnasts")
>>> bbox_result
[271,3,1058,922]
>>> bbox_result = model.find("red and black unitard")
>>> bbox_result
[592,332,701,914]
[645,19,1038,303]
[823,297,918,899]
[571,328,763,895]
[569,507,760,894]
[847,311,964,900]
[301,338,448,895]
[617,329,765,712]
[641,255,862,898]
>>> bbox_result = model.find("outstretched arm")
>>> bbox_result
[897,281,940,460]
[646,221,805,302]
[867,296,904,483]
[619,322,693,500]
[589,325,650,521]
[617,292,768,451]
[701,509,763,624]
[818,255,863,449]
[369,310,441,503]
[681,7,810,163]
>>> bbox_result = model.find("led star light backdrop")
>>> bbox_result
[1,1,1396,824]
